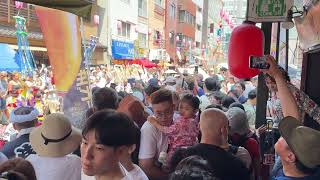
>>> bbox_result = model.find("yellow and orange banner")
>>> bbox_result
[35,6,82,93]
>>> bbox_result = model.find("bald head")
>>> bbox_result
[200,108,229,145]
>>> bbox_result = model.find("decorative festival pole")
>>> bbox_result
[13,15,36,74]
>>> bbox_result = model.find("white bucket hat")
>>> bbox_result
[226,107,249,135]
[29,113,81,157]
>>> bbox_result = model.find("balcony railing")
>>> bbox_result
[154,4,164,16]
[0,0,39,29]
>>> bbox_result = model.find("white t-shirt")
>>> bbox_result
[198,95,211,111]
[129,164,149,180]
[243,82,256,99]
[81,163,133,180]
[27,154,81,180]
[139,121,169,160]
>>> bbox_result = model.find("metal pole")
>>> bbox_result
[276,22,281,62]
[255,22,272,129]
[80,17,93,107]
[285,29,289,72]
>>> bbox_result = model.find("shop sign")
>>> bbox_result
[111,40,134,59]
[247,0,293,22]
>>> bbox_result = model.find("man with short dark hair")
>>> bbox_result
[234,81,247,104]
[243,89,257,128]
[92,87,119,111]
[81,110,147,180]
[1,106,38,161]
[199,77,225,111]
[139,89,174,180]
[144,84,160,115]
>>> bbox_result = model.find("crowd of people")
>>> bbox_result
[0,56,319,180]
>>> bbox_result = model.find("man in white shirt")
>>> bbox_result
[139,89,174,180]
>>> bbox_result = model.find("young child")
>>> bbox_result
[148,94,200,169]
[6,85,26,114]
[27,87,46,122]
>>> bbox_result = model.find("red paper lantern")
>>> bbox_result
[228,21,264,78]
[15,1,23,9]
[93,15,99,25]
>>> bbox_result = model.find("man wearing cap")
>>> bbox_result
[0,106,38,161]
[262,57,320,179]
[163,76,176,92]
[273,117,320,179]
[262,56,320,179]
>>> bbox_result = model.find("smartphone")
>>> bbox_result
[249,56,270,69]
[266,119,273,130]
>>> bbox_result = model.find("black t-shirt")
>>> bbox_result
[186,143,250,180]
[1,134,36,159]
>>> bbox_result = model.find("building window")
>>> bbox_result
[176,34,193,47]
[197,24,201,31]
[170,31,175,46]
[120,0,130,4]
[138,33,147,48]
[169,3,176,19]
[117,22,131,38]
[179,10,194,25]
[196,42,200,48]
[138,0,147,17]
[179,10,185,22]
[155,0,162,6]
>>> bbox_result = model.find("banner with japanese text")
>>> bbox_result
[35,7,90,129]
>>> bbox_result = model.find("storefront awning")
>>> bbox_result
[129,59,157,68]
[0,43,21,72]
[16,0,94,19]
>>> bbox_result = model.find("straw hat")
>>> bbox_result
[29,113,81,157]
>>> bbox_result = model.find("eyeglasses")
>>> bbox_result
[154,109,173,119]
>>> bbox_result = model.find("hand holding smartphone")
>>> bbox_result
[249,55,270,69]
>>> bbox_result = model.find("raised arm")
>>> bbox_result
[263,56,300,120]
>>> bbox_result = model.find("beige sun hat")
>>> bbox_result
[29,113,81,157]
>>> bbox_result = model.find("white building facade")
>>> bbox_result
[106,0,139,60]
[193,0,203,47]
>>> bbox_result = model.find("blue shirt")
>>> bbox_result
[197,87,205,96]
[275,169,320,180]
